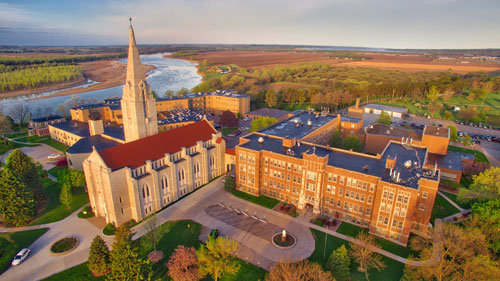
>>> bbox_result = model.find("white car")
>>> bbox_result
[243,117,251,121]
[11,248,31,266]
[47,154,62,160]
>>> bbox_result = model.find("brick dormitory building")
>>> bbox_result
[235,110,446,246]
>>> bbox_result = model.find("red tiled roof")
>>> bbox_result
[98,120,216,170]
[226,148,235,155]
[216,137,223,144]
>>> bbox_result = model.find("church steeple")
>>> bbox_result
[126,19,142,88]
[121,19,158,143]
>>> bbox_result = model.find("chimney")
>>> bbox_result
[88,120,104,136]
[385,156,396,169]
[355,97,360,108]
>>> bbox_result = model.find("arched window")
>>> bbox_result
[161,176,168,192]
[181,169,185,180]
[142,186,146,198]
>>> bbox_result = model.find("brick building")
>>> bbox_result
[235,133,439,245]
[364,123,473,182]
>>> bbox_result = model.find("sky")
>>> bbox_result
[1,0,499,49]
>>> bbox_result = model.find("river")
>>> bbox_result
[0,53,202,116]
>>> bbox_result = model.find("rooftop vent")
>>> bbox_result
[363,165,370,171]
[404,160,412,169]
[258,137,264,143]
[386,130,390,134]
[315,114,319,119]
[307,119,312,126]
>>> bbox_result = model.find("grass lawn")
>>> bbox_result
[431,193,460,223]
[231,189,280,209]
[448,145,489,164]
[29,176,89,226]
[43,262,103,281]
[0,228,48,274]
[309,228,405,281]
[221,127,238,136]
[44,220,266,281]
[336,222,412,258]
[5,131,28,139]
[16,135,69,152]
[440,190,472,210]
[0,140,39,155]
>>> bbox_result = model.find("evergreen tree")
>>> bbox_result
[224,176,235,192]
[59,182,73,209]
[5,149,44,200]
[0,168,36,226]
[108,224,151,281]
[327,244,351,281]
[330,130,343,148]
[70,169,86,187]
[88,235,111,276]
[107,243,151,281]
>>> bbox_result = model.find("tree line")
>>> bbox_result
[0,64,82,92]
[0,53,126,66]
[192,61,500,111]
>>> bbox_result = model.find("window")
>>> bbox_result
[389,192,394,200]
[369,185,375,193]
[397,195,403,202]
[368,196,373,204]
[361,194,365,202]
[345,190,349,198]
[340,176,345,185]
[383,191,388,199]
[404,196,409,204]
[339,188,343,196]
[422,192,428,199]
[392,219,398,228]
[419,204,425,210]
[384,217,389,225]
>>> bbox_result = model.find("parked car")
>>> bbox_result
[209,229,219,239]
[47,154,62,160]
[243,117,251,121]
[11,248,31,266]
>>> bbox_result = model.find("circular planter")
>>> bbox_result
[50,237,79,256]
[271,232,296,249]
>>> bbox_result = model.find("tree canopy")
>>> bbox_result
[196,237,239,281]
[376,111,392,125]
[0,168,36,226]
[219,110,238,128]
[249,116,278,132]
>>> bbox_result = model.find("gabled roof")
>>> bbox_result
[98,119,216,170]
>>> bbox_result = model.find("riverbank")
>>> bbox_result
[1,59,155,101]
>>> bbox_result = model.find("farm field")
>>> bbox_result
[193,51,500,74]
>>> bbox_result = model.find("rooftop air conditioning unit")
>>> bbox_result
[404,160,412,169]
[258,137,264,143]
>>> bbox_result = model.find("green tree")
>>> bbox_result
[349,232,386,281]
[0,168,36,226]
[164,90,175,98]
[150,90,158,99]
[376,111,391,125]
[59,181,73,209]
[196,237,240,281]
[458,167,500,202]
[108,224,151,281]
[249,116,278,132]
[472,198,500,228]
[177,87,189,97]
[265,89,277,108]
[426,85,440,103]
[447,125,458,142]
[5,149,44,200]
[224,176,235,192]
[327,244,351,281]
[330,130,343,148]
[70,169,86,187]
[342,135,363,152]
[88,235,111,276]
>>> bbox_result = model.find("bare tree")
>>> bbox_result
[349,232,386,281]
[43,107,53,117]
[0,114,12,144]
[34,107,43,119]
[9,104,29,131]
[266,260,333,281]
[144,213,159,252]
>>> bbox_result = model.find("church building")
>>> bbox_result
[82,22,226,226]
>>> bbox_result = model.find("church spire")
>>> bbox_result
[126,18,142,87]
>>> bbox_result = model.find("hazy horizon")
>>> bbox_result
[1,0,499,49]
